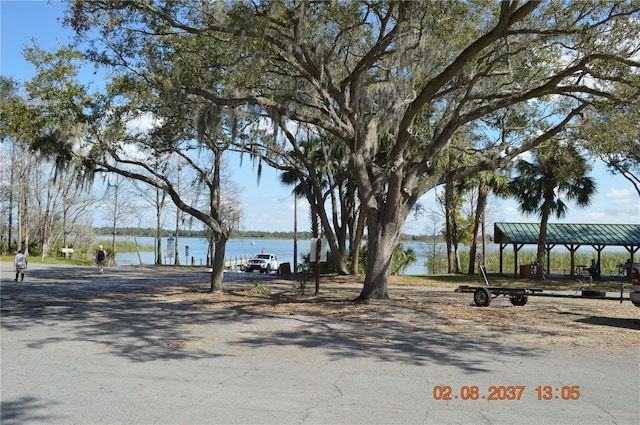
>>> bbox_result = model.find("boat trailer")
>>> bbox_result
[456,265,627,306]
[455,285,543,307]
[455,266,543,306]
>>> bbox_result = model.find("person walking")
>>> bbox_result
[14,249,27,282]
[588,258,599,278]
[96,245,106,274]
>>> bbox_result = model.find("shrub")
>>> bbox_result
[249,281,271,295]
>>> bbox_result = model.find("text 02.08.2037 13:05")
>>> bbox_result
[432,385,581,401]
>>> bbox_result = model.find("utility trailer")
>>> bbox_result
[456,265,628,306]
[456,265,542,307]
[455,285,543,307]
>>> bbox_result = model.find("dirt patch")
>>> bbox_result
[148,274,639,349]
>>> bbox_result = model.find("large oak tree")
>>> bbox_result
[62,0,639,300]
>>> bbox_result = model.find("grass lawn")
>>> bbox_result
[0,255,92,267]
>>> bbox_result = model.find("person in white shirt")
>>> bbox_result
[14,249,27,282]
[96,245,106,274]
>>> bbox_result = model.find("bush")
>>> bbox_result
[293,279,309,295]
[249,281,271,295]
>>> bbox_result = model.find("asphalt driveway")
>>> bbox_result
[1,262,638,424]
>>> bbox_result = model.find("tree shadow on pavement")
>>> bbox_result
[227,303,539,374]
[1,273,540,373]
[1,266,546,370]
[1,267,251,363]
[0,396,63,425]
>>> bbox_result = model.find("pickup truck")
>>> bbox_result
[245,253,280,274]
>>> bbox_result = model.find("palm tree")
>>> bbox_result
[392,244,417,275]
[508,141,596,279]
[466,169,510,275]
[278,136,359,275]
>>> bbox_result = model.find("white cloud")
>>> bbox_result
[607,187,635,202]
[120,143,148,162]
[125,111,159,135]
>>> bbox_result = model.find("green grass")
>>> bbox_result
[1,239,155,265]
[249,281,272,295]
[1,255,93,266]
[96,240,155,252]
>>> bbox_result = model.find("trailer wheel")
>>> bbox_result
[473,288,492,307]
[510,295,528,306]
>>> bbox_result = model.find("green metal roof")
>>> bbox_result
[494,222,640,247]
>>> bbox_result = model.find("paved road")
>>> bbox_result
[1,262,638,424]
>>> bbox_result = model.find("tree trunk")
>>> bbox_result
[355,206,404,302]
[320,215,349,274]
[21,175,30,255]
[536,195,553,280]
[467,184,489,274]
[350,205,367,275]
[535,213,549,280]
[155,188,163,265]
[210,234,226,292]
[62,203,69,257]
[452,243,462,274]
[174,211,181,265]
[311,189,349,275]
[356,234,394,301]
[7,148,15,254]
[111,218,118,267]
[444,180,456,273]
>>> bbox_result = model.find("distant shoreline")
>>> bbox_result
[93,227,438,242]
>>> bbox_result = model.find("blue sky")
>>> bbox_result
[2,0,638,234]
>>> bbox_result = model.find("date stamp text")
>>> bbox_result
[432,385,581,401]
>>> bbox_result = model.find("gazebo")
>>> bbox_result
[493,222,640,278]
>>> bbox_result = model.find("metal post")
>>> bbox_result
[315,238,321,295]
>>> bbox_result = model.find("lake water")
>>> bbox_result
[99,236,433,275]
[100,235,631,276]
